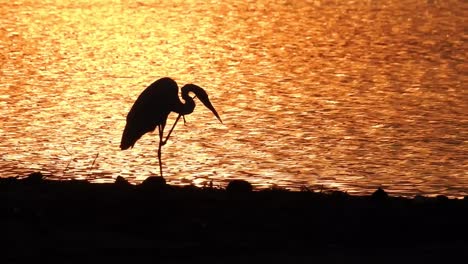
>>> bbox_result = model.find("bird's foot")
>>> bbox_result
[183,115,187,125]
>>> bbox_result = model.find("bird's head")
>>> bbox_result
[182,84,222,123]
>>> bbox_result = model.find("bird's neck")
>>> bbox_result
[174,95,195,115]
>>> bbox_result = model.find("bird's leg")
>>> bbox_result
[162,93,198,142]
[157,124,163,177]
[163,114,182,145]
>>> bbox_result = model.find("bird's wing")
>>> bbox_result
[120,78,179,150]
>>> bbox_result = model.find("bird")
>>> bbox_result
[120,77,222,177]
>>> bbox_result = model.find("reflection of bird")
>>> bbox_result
[120,77,222,177]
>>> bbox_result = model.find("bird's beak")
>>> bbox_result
[190,86,222,124]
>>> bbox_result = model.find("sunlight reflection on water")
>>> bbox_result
[0,0,466,197]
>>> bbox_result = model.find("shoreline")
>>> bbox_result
[2,173,468,262]
[2,171,466,199]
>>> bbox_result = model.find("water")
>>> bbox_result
[0,0,466,197]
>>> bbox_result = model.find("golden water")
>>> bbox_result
[0,0,466,197]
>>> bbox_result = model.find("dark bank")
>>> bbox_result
[2,173,467,263]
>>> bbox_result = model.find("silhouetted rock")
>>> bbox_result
[0,176,18,185]
[141,176,166,190]
[371,187,388,201]
[226,179,253,193]
[414,195,427,204]
[115,176,131,186]
[23,172,45,184]
[436,195,449,202]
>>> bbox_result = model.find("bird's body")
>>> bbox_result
[120,77,222,176]
[121,78,187,150]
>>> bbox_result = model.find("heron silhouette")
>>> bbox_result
[120,77,222,177]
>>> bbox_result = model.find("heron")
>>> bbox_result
[120,77,222,177]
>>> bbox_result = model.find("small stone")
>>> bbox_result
[115,176,131,186]
[226,179,253,193]
[141,176,166,190]
[436,195,449,202]
[23,172,45,184]
[371,187,388,200]
[413,195,427,204]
